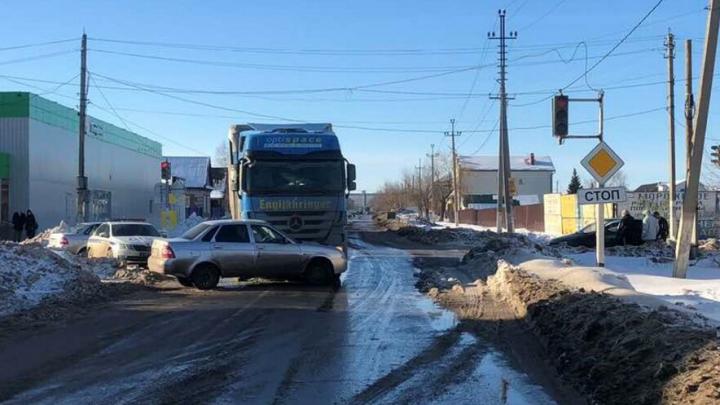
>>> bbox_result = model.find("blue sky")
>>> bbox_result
[0,0,716,191]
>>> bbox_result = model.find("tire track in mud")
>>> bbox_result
[349,328,463,404]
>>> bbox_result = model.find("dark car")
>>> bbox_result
[548,219,641,248]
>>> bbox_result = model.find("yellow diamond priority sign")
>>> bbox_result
[581,141,624,185]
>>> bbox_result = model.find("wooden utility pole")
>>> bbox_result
[665,31,677,240]
[445,119,461,226]
[77,32,89,223]
[674,2,720,278]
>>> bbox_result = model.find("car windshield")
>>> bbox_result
[247,160,344,194]
[180,223,212,240]
[112,224,161,237]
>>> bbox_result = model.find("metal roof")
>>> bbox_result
[165,156,211,188]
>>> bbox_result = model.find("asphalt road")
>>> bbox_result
[0,219,556,404]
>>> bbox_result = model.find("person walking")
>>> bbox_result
[616,210,634,246]
[24,209,37,239]
[654,211,669,241]
[642,210,659,242]
[11,212,23,242]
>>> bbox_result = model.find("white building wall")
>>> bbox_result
[461,170,553,199]
[27,120,160,229]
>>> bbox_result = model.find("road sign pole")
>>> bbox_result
[596,182,605,267]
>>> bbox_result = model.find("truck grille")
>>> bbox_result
[252,211,337,241]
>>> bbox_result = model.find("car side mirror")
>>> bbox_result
[160,231,168,238]
[347,163,357,191]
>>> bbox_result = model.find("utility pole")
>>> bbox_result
[490,9,516,233]
[76,32,89,223]
[427,144,439,221]
[684,39,699,254]
[415,158,423,218]
[674,1,720,278]
[665,30,677,241]
[445,119,461,226]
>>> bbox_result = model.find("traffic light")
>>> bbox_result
[712,145,720,167]
[161,160,171,180]
[552,95,569,139]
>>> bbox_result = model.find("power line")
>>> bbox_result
[0,38,78,52]
[0,49,78,66]
[562,0,665,91]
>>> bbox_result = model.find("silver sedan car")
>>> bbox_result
[148,219,347,290]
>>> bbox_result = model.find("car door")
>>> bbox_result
[250,224,302,278]
[88,223,111,258]
[211,224,257,277]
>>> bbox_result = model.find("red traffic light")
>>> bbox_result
[161,161,170,169]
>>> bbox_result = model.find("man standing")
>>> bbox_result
[11,212,23,242]
[654,211,669,241]
[24,209,37,239]
[617,210,634,246]
[642,210,659,242]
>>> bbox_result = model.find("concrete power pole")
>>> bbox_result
[490,10,516,233]
[427,144,439,220]
[445,119,461,226]
[674,1,720,278]
[77,32,89,223]
[665,31,677,240]
[684,39,699,254]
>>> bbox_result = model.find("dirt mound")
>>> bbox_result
[113,267,174,285]
[489,264,720,405]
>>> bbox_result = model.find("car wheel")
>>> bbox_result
[191,264,220,290]
[176,277,194,287]
[77,247,88,257]
[304,260,334,286]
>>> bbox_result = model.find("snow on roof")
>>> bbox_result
[165,156,211,188]
[458,155,555,172]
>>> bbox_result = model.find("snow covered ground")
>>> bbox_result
[433,221,556,245]
[567,252,720,322]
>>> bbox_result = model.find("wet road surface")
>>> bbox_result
[0,219,556,404]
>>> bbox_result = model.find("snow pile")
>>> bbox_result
[21,221,70,246]
[568,252,720,322]
[168,213,204,237]
[0,242,101,318]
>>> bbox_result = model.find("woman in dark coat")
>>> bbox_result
[24,210,37,239]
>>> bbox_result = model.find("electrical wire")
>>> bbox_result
[0,38,78,52]
[0,49,78,66]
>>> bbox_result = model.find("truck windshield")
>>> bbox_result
[247,160,344,194]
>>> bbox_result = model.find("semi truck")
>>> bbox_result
[227,123,356,250]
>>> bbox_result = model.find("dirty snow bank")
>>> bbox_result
[0,242,102,319]
[568,252,720,322]
[20,221,70,246]
[487,262,720,404]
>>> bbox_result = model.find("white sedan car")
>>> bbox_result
[87,221,163,267]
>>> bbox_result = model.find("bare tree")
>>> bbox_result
[213,141,229,167]
[606,170,628,188]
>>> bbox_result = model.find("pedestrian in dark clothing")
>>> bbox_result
[655,211,669,241]
[11,212,24,242]
[617,209,634,246]
[24,210,37,239]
